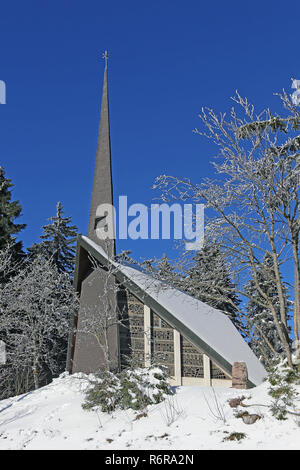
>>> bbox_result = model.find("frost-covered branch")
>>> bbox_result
[153,89,299,366]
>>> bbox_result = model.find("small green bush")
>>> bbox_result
[82,371,121,413]
[82,365,173,413]
[267,360,300,420]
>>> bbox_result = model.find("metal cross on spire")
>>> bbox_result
[102,50,109,68]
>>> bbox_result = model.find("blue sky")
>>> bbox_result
[1,0,300,262]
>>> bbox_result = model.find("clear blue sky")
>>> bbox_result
[1,0,299,262]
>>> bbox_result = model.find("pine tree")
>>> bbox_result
[28,202,77,274]
[245,254,292,365]
[0,166,25,258]
[184,242,243,333]
[156,254,175,283]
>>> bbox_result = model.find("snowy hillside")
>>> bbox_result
[0,373,299,450]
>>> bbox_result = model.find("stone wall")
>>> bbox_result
[118,290,144,368]
[211,361,230,380]
[118,288,231,385]
[181,336,204,378]
[152,312,174,376]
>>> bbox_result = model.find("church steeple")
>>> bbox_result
[88,51,115,258]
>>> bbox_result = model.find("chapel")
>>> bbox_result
[66,58,266,388]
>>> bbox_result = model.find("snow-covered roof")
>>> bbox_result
[79,236,267,386]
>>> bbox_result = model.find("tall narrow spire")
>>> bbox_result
[88,52,115,258]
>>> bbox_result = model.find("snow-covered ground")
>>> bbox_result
[0,372,299,450]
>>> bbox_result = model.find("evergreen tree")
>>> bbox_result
[156,253,175,283]
[245,254,292,365]
[28,202,77,274]
[184,242,243,333]
[0,166,25,258]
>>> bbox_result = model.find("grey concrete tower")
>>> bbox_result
[88,52,115,259]
[70,54,119,374]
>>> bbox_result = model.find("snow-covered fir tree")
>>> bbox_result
[156,253,176,283]
[28,202,77,274]
[183,242,243,334]
[139,253,183,291]
[136,246,243,334]
[245,254,292,365]
[0,167,25,262]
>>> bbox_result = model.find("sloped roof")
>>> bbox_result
[73,235,267,387]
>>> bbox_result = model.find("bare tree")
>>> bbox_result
[154,89,299,367]
[0,243,16,282]
[0,251,78,397]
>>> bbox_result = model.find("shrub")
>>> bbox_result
[120,365,172,410]
[82,371,121,413]
[267,359,300,420]
[82,365,173,413]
